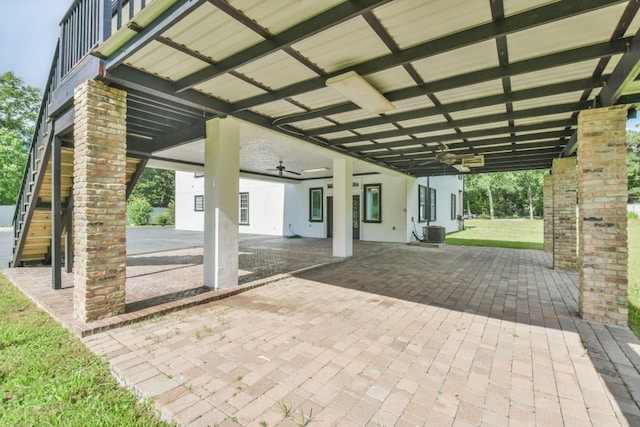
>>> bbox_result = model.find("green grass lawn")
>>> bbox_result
[0,273,166,426]
[446,218,543,250]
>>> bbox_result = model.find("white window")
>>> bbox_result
[239,192,249,225]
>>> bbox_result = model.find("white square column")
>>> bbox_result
[332,158,353,257]
[204,118,240,288]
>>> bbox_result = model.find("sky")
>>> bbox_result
[0,0,71,90]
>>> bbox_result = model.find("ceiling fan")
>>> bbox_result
[267,160,301,177]
[420,143,480,166]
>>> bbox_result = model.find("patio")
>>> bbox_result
[70,243,640,426]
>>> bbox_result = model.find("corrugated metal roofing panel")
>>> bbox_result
[514,112,575,126]
[412,40,498,83]
[194,73,267,102]
[507,4,626,62]
[449,104,507,121]
[125,40,209,81]
[249,100,305,118]
[503,0,559,17]
[236,50,319,90]
[342,141,375,147]
[375,135,418,143]
[510,60,599,91]
[458,122,510,133]
[373,0,492,49]
[413,129,463,138]
[395,115,447,129]
[327,109,379,124]
[290,117,335,131]
[162,2,265,62]
[229,0,344,34]
[436,80,504,104]
[291,16,391,73]
[388,96,434,114]
[603,54,623,75]
[365,66,418,93]
[291,87,350,110]
[320,130,358,140]
[512,91,583,111]
[353,123,399,135]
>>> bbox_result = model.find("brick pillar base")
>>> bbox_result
[543,174,554,253]
[578,105,628,325]
[73,80,127,322]
[552,157,577,270]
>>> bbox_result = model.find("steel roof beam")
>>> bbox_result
[326,102,585,145]
[231,0,626,111]
[173,0,392,93]
[348,119,573,152]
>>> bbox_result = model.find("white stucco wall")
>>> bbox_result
[175,171,463,243]
[175,172,286,235]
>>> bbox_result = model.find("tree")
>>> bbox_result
[129,168,175,207]
[0,72,41,143]
[0,72,41,204]
[628,130,640,203]
[0,128,28,204]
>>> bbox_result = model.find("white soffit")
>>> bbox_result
[510,60,599,91]
[125,40,209,81]
[249,100,305,119]
[194,74,267,103]
[235,50,319,90]
[228,0,344,35]
[507,4,626,62]
[412,40,498,83]
[291,16,390,73]
[449,104,507,121]
[435,80,504,104]
[162,2,264,62]
[512,91,584,111]
[373,0,491,49]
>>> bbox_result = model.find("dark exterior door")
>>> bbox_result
[352,195,360,240]
[326,195,359,240]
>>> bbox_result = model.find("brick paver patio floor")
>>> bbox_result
[78,244,640,426]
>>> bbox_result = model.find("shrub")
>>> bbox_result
[628,211,639,220]
[154,211,174,226]
[127,198,153,226]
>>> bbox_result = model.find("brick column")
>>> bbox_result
[543,174,554,253]
[73,80,127,321]
[577,105,628,325]
[552,157,577,270]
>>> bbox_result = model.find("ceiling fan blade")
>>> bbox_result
[286,170,301,176]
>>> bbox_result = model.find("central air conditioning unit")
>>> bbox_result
[462,155,484,168]
[423,226,445,243]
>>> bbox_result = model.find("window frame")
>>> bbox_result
[451,193,457,220]
[309,187,323,222]
[428,188,437,222]
[239,192,249,225]
[194,194,204,212]
[363,183,382,223]
[418,185,428,223]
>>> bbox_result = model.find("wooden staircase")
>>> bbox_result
[11,141,142,267]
